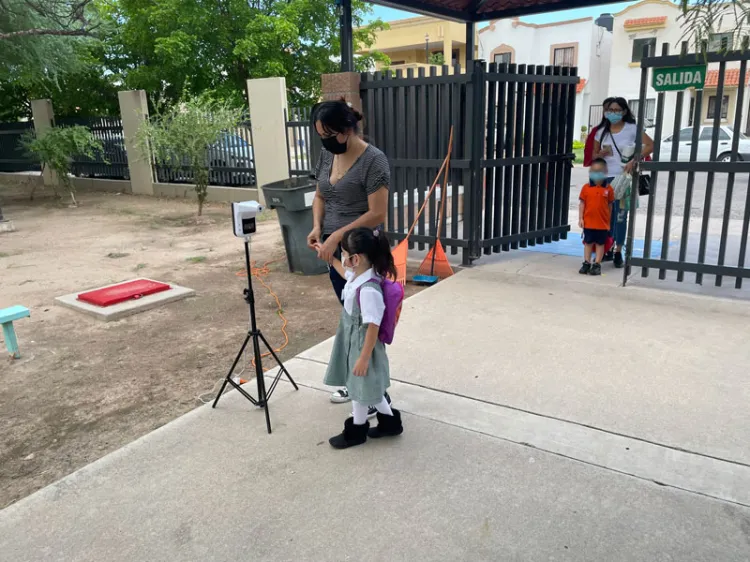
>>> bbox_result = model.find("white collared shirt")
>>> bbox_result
[341,267,385,326]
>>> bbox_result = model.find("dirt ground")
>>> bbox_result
[0,186,423,509]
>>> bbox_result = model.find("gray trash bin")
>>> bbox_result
[263,177,328,275]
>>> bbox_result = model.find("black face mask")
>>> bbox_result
[321,135,348,154]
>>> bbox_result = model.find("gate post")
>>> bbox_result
[118,90,154,196]
[30,99,58,187]
[247,77,290,205]
[466,59,486,265]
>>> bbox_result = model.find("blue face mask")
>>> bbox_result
[589,171,607,185]
[605,112,623,124]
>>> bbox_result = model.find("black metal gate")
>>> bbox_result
[0,121,39,173]
[588,104,603,130]
[626,43,750,288]
[360,60,578,265]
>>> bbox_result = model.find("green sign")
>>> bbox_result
[652,65,707,92]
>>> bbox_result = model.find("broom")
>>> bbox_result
[414,128,455,285]
[391,148,451,286]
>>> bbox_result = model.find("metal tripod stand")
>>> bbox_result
[212,238,298,433]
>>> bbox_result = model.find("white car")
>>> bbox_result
[660,126,750,162]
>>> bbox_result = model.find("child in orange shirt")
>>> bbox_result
[578,158,615,276]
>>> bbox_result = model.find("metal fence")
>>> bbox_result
[360,61,578,265]
[57,116,128,179]
[285,107,313,176]
[153,121,256,187]
[588,104,603,130]
[626,42,750,288]
[0,121,39,173]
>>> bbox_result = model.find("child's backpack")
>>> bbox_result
[357,278,404,344]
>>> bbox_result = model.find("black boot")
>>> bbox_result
[329,417,369,449]
[368,409,404,439]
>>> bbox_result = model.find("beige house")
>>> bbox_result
[478,15,613,138]
[609,0,750,134]
[357,16,478,73]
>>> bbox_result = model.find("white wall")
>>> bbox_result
[478,17,612,136]
[610,0,745,141]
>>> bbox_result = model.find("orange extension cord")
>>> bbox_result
[235,257,289,374]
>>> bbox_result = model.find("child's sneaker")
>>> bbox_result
[590,263,602,276]
[579,261,592,274]
[330,388,351,403]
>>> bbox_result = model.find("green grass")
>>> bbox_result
[573,147,584,164]
[134,263,147,271]
[186,256,206,264]
[0,252,9,258]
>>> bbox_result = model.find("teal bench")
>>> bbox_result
[1,305,30,359]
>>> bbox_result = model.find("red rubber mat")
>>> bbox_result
[77,279,171,307]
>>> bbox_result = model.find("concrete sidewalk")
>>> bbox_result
[2,378,749,562]
[3,256,750,561]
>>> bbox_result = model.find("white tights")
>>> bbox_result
[352,396,393,425]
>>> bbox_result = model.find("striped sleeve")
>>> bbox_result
[364,150,390,195]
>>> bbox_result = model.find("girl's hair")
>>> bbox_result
[311,98,364,136]
[341,227,396,279]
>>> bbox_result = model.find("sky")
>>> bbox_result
[368,1,639,25]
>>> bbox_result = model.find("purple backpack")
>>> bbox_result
[356,278,404,345]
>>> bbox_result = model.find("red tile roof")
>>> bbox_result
[576,78,587,94]
[624,16,667,28]
[705,69,750,88]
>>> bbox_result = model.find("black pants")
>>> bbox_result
[323,235,346,305]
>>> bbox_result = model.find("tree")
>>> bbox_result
[0,0,100,41]
[103,0,387,108]
[22,125,103,206]
[677,1,750,48]
[140,95,244,216]
[0,1,110,119]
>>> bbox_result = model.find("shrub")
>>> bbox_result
[22,126,103,206]
[140,96,245,216]
[572,140,585,150]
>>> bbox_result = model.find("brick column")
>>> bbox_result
[321,72,362,112]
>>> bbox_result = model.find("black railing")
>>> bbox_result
[153,121,256,187]
[0,121,39,173]
[285,107,313,176]
[626,43,750,289]
[360,62,578,265]
[57,116,128,179]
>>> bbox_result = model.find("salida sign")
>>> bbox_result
[652,65,707,92]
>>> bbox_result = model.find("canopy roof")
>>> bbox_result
[369,0,621,23]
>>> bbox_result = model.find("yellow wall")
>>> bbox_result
[359,16,477,71]
[700,88,741,125]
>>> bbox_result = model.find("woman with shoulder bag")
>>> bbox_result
[593,97,653,267]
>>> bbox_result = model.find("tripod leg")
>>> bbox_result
[212,333,252,408]
[250,331,273,434]
[258,331,299,390]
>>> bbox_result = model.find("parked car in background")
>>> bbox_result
[660,126,750,162]
[207,133,255,186]
[155,132,255,186]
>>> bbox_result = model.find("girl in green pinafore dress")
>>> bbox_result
[322,227,404,449]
